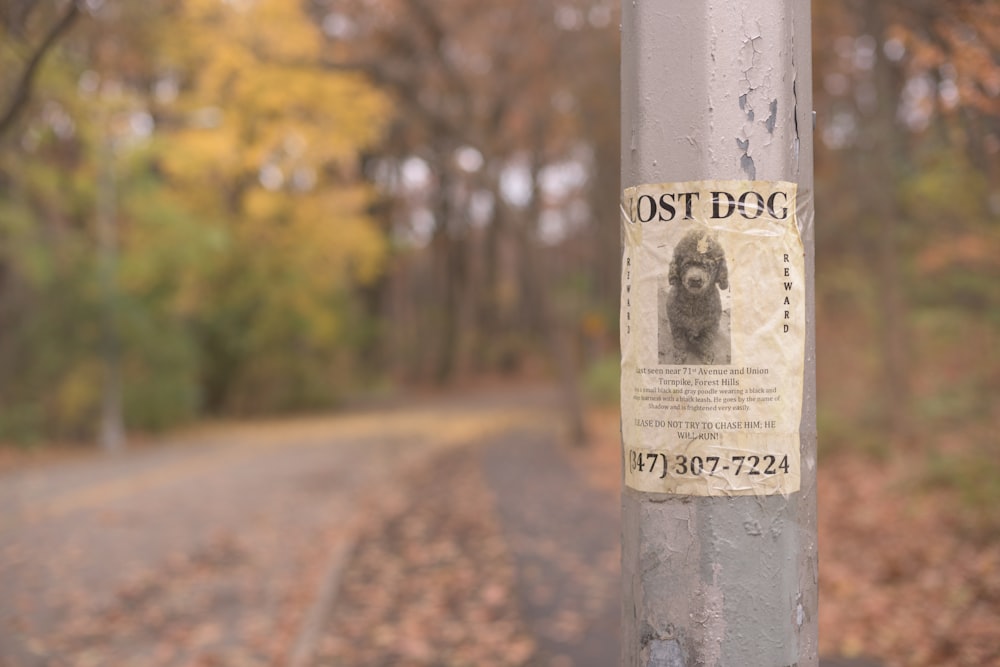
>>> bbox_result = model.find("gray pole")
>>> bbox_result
[620,1,816,666]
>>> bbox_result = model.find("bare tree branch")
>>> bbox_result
[0,1,81,139]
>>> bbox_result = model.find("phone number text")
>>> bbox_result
[627,450,790,478]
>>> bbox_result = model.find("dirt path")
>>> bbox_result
[0,387,558,667]
[7,390,986,666]
[479,430,620,667]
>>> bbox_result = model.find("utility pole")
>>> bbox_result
[620,1,816,666]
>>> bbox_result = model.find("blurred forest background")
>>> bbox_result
[0,0,997,511]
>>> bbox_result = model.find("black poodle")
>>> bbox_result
[666,230,729,359]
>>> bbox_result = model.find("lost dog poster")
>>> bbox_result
[620,180,805,496]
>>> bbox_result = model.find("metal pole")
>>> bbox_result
[620,0,816,665]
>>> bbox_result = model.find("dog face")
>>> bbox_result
[668,231,729,294]
[679,262,714,296]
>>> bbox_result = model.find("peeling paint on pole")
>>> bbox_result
[648,639,685,667]
[620,1,817,666]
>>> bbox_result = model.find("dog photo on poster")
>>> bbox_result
[659,229,732,366]
[620,180,806,496]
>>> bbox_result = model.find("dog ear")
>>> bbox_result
[716,255,729,290]
[668,257,680,286]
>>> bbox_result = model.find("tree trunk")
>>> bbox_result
[96,127,125,453]
[509,157,587,446]
[862,1,912,443]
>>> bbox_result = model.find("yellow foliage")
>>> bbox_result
[159,125,240,183]
[239,184,387,287]
[159,0,387,183]
[148,0,390,316]
[183,0,323,62]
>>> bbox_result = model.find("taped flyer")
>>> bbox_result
[620,180,805,496]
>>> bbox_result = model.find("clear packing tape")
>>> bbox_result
[619,180,813,496]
